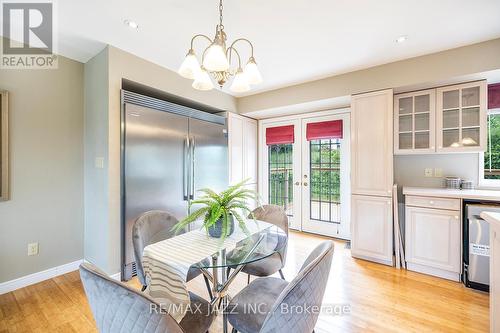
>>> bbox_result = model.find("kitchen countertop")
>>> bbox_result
[480,211,500,226]
[403,186,500,201]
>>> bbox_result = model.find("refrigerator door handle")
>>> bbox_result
[190,137,196,200]
[183,136,190,201]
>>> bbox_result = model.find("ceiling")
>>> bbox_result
[52,1,500,96]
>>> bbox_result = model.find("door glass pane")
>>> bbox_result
[462,107,480,127]
[415,94,430,112]
[415,132,430,149]
[462,87,480,107]
[309,139,340,224]
[399,97,413,114]
[268,144,293,216]
[399,115,413,132]
[443,109,459,129]
[443,129,460,147]
[443,90,459,109]
[462,128,480,146]
[399,133,412,149]
[415,113,430,131]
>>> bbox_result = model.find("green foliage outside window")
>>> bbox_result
[485,114,500,179]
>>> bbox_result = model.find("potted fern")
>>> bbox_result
[172,180,259,240]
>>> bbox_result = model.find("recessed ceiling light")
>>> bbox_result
[396,35,408,43]
[124,19,139,30]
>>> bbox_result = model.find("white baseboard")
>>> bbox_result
[0,259,83,295]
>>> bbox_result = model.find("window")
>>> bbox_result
[309,139,341,224]
[480,109,500,186]
[268,144,294,216]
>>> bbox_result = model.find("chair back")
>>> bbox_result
[132,210,180,286]
[250,205,289,267]
[259,241,334,333]
[250,204,289,234]
[79,262,183,333]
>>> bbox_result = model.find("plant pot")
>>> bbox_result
[208,215,235,238]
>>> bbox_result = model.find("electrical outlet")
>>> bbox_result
[28,242,39,256]
[424,168,433,177]
[434,168,443,177]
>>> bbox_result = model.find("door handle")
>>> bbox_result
[190,137,195,200]
[183,136,189,200]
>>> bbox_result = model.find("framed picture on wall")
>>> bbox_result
[0,91,9,201]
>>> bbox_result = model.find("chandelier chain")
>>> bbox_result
[219,0,224,29]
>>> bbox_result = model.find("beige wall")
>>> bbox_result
[238,38,500,114]
[0,48,84,283]
[84,45,237,274]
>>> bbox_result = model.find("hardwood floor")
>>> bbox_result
[0,231,489,332]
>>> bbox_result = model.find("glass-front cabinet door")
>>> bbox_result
[436,81,487,153]
[394,89,436,154]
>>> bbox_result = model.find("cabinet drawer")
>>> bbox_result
[406,195,460,211]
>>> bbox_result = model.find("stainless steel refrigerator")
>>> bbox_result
[121,91,228,281]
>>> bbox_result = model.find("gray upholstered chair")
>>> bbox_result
[237,205,289,282]
[132,210,212,298]
[79,262,214,333]
[228,240,334,333]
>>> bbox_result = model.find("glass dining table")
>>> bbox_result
[193,223,288,333]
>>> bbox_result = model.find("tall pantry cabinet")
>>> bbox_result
[226,112,258,209]
[351,89,394,266]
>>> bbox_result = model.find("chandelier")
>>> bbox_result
[178,0,262,93]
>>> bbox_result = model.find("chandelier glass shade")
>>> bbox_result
[178,0,262,93]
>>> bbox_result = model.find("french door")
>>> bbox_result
[261,119,302,230]
[260,112,351,239]
[301,114,350,239]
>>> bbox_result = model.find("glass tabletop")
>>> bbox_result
[194,224,288,269]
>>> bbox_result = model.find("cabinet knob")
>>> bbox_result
[295,182,300,186]
[303,182,308,186]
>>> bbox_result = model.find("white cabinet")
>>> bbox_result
[351,89,394,197]
[394,89,436,154]
[351,195,393,265]
[393,81,487,155]
[351,89,394,266]
[405,196,461,281]
[243,119,258,184]
[436,81,487,153]
[227,113,258,185]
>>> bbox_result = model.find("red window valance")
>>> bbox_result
[489,83,500,110]
[306,120,343,141]
[266,125,294,145]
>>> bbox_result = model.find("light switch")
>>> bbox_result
[424,168,433,177]
[434,168,443,177]
[95,157,105,169]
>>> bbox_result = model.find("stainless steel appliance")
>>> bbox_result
[464,203,500,291]
[121,90,228,280]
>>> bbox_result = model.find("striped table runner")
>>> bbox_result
[142,220,272,322]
